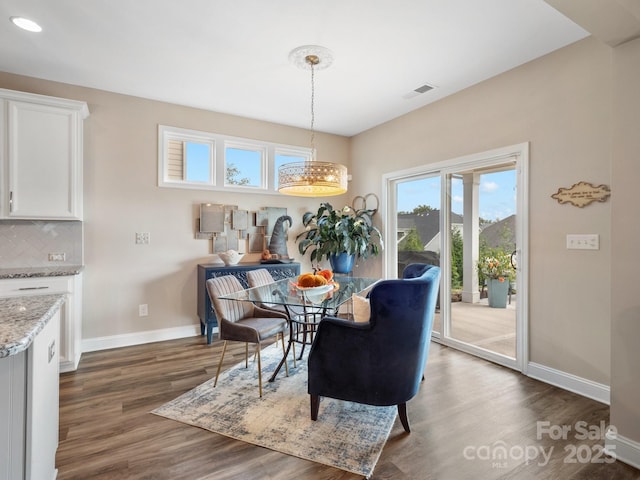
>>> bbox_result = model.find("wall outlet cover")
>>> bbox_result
[566,234,599,250]
[135,232,150,244]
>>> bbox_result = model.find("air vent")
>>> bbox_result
[414,84,434,94]
[402,83,436,99]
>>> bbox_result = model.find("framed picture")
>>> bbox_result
[213,234,228,253]
[232,209,249,230]
[200,204,225,233]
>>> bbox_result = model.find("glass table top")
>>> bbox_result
[218,276,380,311]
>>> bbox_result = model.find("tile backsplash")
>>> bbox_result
[0,220,83,268]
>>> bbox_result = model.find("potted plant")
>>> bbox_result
[296,202,383,273]
[478,251,515,308]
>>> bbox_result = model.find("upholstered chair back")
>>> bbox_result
[308,263,441,409]
[246,268,276,288]
[206,276,255,333]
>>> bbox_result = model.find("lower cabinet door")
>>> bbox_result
[26,311,60,480]
[0,351,27,480]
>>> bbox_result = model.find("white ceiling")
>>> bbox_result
[0,1,589,136]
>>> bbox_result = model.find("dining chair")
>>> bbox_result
[206,275,289,397]
[246,269,289,315]
[246,268,297,366]
[307,263,441,432]
[247,268,323,360]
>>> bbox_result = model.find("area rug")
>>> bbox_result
[151,343,396,478]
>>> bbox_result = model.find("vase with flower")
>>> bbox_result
[478,252,515,308]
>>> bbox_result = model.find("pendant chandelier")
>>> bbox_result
[278,45,348,197]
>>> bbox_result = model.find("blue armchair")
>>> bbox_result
[308,263,440,432]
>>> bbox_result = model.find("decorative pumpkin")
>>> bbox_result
[261,249,272,261]
[297,273,316,287]
[312,275,328,286]
[317,269,334,282]
[297,273,328,287]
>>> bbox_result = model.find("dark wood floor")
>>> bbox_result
[57,335,640,480]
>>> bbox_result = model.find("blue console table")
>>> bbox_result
[197,262,300,344]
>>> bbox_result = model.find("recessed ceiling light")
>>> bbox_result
[10,16,42,33]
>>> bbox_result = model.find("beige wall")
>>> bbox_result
[351,36,613,385]
[0,71,350,339]
[611,36,640,444]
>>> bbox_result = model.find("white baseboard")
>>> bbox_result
[60,358,78,373]
[605,429,640,469]
[527,362,610,405]
[82,325,205,353]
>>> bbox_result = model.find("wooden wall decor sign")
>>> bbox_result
[551,181,611,208]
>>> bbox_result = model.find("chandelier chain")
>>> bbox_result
[310,59,316,160]
[278,45,346,196]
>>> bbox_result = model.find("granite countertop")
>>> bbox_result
[0,265,84,279]
[0,294,65,358]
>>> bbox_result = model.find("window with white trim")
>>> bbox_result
[158,125,311,193]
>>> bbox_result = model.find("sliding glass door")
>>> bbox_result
[385,144,528,371]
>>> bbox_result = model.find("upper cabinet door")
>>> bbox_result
[7,100,82,219]
[0,89,89,221]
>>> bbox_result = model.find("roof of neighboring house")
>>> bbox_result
[479,214,516,250]
[398,211,516,251]
[398,211,463,249]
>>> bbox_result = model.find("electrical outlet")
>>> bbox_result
[139,304,148,316]
[48,253,66,261]
[135,232,150,244]
[566,234,599,250]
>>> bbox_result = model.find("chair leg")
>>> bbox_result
[298,323,309,360]
[280,332,289,377]
[245,342,249,368]
[213,340,228,387]
[398,403,411,433]
[285,321,297,368]
[310,394,320,421]
[256,344,263,397]
[291,340,297,368]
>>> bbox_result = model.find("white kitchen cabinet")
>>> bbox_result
[0,309,60,480]
[0,274,82,372]
[0,88,89,220]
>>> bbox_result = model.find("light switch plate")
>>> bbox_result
[566,234,599,250]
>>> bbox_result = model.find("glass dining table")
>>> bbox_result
[218,275,379,382]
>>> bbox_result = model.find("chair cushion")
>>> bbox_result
[236,316,287,341]
[352,294,371,323]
